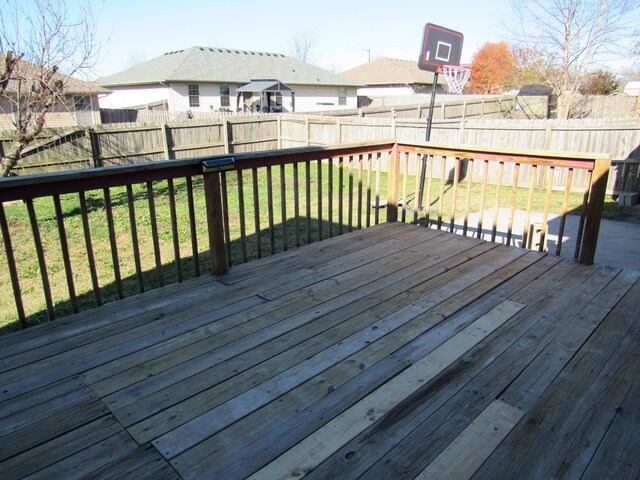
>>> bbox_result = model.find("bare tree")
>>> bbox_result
[508,0,638,118]
[0,0,101,176]
[289,31,317,64]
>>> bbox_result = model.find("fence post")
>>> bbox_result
[223,119,231,153]
[161,123,173,159]
[88,129,103,168]
[203,171,228,275]
[387,143,401,222]
[577,155,611,265]
[305,117,311,146]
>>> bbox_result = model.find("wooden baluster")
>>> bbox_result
[266,166,275,255]
[145,182,163,287]
[339,156,344,233]
[79,192,102,306]
[477,160,489,239]
[280,164,287,252]
[401,152,408,223]
[506,163,520,246]
[317,159,323,241]
[103,188,124,297]
[491,161,504,243]
[425,154,434,226]
[522,164,537,249]
[293,162,300,248]
[26,199,55,319]
[53,195,78,313]
[413,153,420,224]
[167,179,183,282]
[348,155,354,231]
[574,170,592,261]
[387,145,401,223]
[0,202,26,327]
[556,168,574,256]
[221,172,232,267]
[357,154,364,230]
[236,170,248,263]
[463,158,474,236]
[186,177,201,274]
[448,157,461,233]
[328,157,334,236]
[437,156,446,230]
[126,185,144,293]
[366,154,373,228]
[539,166,555,252]
[305,160,311,244]
[252,168,261,259]
[374,153,381,225]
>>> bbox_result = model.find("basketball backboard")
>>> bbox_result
[418,23,464,73]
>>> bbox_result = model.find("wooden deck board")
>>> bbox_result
[0,222,637,479]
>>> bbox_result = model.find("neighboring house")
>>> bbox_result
[97,47,359,113]
[340,57,447,99]
[624,81,640,96]
[0,54,108,130]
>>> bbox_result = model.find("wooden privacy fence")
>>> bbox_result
[280,116,640,194]
[2,116,282,176]
[318,95,515,120]
[4,115,639,195]
[0,141,610,331]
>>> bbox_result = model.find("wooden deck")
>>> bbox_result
[0,222,638,480]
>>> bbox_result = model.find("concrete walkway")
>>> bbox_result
[450,208,640,271]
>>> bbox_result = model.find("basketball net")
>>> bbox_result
[439,66,472,94]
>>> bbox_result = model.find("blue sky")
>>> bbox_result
[95,0,513,76]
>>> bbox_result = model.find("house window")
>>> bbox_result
[220,84,230,107]
[188,84,200,107]
[73,96,91,111]
[338,87,347,106]
[275,93,282,106]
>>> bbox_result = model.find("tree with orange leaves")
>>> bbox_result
[468,42,515,94]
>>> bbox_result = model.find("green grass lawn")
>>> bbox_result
[0,159,615,334]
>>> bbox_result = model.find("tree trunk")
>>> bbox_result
[0,140,26,177]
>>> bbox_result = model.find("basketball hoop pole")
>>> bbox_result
[417,70,439,209]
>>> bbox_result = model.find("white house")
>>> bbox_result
[623,81,640,96]
[97,47,359,113]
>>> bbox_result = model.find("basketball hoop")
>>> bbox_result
[439,65,471,94]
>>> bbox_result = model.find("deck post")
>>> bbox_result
[203,171,228,275]
[387,143,401,222]
[578,155,611,265]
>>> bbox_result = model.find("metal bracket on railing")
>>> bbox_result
[202,156,235,173]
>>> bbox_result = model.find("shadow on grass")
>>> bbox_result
[1,216,382,334]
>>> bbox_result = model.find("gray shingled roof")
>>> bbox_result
[98,47,359,87]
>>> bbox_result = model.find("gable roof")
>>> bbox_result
[341,57,445,86]
[98,47,359,88]
[1,53,110,95]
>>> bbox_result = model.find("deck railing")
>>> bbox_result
[0,140,610,330]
